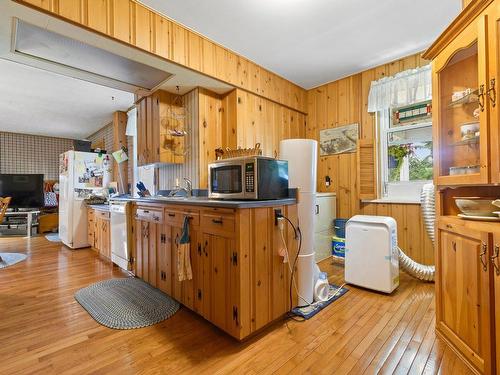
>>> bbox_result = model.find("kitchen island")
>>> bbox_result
[120,197,299,340]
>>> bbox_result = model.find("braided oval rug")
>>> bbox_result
[75,277,180,329]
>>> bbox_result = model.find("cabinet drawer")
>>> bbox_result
[135,208,163,223]
[96,211,110,220]
[165,208,200,226]
[201,212,235,235]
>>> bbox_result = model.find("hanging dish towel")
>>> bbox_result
[177,216,193,281]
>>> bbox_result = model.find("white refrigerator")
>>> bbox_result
[59,151,110,249]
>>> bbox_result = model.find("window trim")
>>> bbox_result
[378,109,433,199]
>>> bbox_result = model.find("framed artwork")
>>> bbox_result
[319,123,359,156]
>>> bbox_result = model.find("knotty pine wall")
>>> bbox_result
[197,88,306,189]
[307,53,434,265]
[17,0,307,113]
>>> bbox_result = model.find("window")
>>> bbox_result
[378,100,433,201]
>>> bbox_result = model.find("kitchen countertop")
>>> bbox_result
[109,195,297,208]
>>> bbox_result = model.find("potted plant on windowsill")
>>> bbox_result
[388,144,414,180]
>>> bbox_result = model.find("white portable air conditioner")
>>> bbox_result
[345,215,399,293]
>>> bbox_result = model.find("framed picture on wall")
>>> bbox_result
[319,123,359,156]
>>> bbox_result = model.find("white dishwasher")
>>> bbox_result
[110,201,130,270]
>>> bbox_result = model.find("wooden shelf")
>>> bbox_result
[449,136,480,146]
[447,89,479,107]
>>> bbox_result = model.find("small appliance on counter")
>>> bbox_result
[208,156,288,200]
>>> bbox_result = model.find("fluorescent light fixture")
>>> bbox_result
[13,19,172,90]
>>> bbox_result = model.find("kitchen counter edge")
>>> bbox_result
[109,196,297,209]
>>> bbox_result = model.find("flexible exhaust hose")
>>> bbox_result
[397,183,436,282]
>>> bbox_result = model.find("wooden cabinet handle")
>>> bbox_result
[168,213,175,217]
[451,241,456,251]
[203,240,209,256]
[212,218,223,225]
[491,245,500,276]
[478,84,485,112]
[480,242,488,271]
[488,78,496,107]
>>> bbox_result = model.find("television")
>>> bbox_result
[0,174,44,209]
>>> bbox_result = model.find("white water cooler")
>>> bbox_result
[280,139,317,306]
[345,215,399,293]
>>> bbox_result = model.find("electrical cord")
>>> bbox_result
[277,213,346,323]
[275,214,303,314]
[279,219,308,305]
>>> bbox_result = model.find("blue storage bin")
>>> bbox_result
[334,218,348,239]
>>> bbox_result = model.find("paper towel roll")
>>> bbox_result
[297,192,316,256]
[280,139,317,193]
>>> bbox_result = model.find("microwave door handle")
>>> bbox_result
[242,166,248,199]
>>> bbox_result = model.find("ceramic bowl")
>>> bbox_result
[454,197,498,217]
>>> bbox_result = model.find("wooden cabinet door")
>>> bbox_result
[433,15,490,185]
[210,234,232,331]
[159,222,198,309]
[87,209,95,247]
[196,233,212,319]
[194,233,236,333]
[436,223,492,373]
[492,233,500,375]
[180,229,197,310]
[94,217,102,251]
[101,219,110,259]
[134,219,147,280]
[487,3,500,183]
[157,223,172,295]
[135,221,160,285]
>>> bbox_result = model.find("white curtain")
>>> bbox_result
[367,64,432,113]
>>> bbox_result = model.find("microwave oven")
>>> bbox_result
[208,156,289,200]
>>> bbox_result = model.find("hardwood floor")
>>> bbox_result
[0,236,471,375]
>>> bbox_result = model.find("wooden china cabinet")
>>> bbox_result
[423,1,500,374]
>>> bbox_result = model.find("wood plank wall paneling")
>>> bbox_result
[198,88,224,189]
[197,88,306,189]
[235,89,307,158]
[17,0,307,113]
[307,52,434,265]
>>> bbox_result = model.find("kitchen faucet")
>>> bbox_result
[168,177,192,197]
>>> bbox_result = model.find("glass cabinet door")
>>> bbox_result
[434,17,489,185]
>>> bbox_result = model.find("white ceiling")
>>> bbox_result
[140,0,462,88]
[0,58,133,139]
